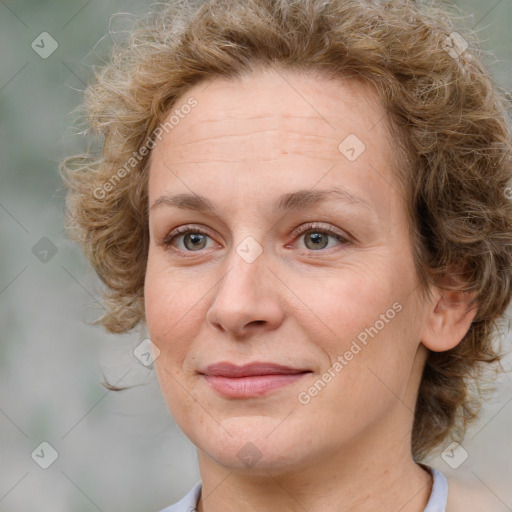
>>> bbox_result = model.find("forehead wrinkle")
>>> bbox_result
[163,126,345,166]
[164,154,339,164]
[174,127,342,149]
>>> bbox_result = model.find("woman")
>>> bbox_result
[61,0,512,510]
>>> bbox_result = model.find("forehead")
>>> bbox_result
[147,67,402,220]
[151,67,391,161]
[182,67,381,123]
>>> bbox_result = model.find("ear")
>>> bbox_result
[420,287,477,352]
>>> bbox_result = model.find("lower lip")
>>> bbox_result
[204,373,308,398]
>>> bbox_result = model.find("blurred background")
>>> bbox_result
[1,0,511,510]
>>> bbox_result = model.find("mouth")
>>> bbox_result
[200,362,312,398]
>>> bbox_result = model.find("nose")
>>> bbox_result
[205,245,285,337]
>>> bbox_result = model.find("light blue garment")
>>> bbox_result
[158,481,201,512]
[424,466,449,512]
[158,465,448,512]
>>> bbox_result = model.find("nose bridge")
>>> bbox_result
[217,236,266,305]
[206,236,284,334]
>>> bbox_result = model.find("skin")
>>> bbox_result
[144,67,475,512]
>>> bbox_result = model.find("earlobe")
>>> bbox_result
[421,288,478,353]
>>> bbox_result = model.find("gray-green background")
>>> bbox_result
[1,1,511,510]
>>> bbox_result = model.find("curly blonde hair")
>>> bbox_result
[60,0,512,460]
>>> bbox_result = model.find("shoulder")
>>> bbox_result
[446,475,508,512]
[157,481,202,512]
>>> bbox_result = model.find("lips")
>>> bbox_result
[202,361,309,377]
[201,362,311,398]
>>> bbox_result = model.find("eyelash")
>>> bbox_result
[160,222,350,255]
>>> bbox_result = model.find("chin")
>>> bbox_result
[203,445,306,475]
[193,418,309,472]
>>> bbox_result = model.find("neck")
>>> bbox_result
[196,420,432,512]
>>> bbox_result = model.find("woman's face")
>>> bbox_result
[145,68,430,473]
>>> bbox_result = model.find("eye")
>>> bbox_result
[159,222,350,254]
[161,225,217,252]
[293,223,350,251]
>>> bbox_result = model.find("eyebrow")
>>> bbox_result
[150,187,374,214]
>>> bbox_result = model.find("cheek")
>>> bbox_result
[295,258,421,394]
[144,255,203,364]
[295,265,400,353]
[299,304,421,436]
[144,258,206,422]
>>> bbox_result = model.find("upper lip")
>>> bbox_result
[202,362,311,377]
